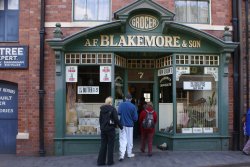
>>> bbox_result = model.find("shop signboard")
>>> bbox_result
[0,82,18,118]
[0,82,18,153]
[0,46,28,69]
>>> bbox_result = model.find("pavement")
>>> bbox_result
[1,148,250,167]
[1,138,250,167]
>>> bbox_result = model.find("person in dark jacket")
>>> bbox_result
[97,96,123,166]
[139,102,157,157]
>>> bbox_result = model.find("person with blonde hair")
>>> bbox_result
[97,96,123,166]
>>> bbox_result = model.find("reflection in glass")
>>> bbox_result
[0,0,4,10]
[8,0,18,10]
[65,66,111,135]
[74,0,110,21]
[175,0,209,23]
[158,75,173,133]
[176,72,218,134]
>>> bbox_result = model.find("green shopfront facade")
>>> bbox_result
[47,1,237,155]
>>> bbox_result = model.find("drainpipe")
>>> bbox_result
[232,0,240,150]
[39,0,46,156]
[246,0,249,110]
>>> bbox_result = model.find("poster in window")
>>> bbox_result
[100,66,111,82]
[66,66,78,82]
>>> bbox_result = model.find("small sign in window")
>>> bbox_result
[66,66,78,82]
[78,86,99,94]
[183,81,211,90]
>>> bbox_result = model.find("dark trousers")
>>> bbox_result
[97,129,115,165]
[140,131,154,154]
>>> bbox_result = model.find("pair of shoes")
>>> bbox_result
[119,156,124,162]
[107,162,114,166]
[243,151,249,155]
[127,153,135,158]
[140,148,145,153]
[148,153,152,157]
[97,163,106,166]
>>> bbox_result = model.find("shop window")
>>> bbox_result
[0,0,19,41]
[176,54,219,66]
[73,0,110,21]
[115,55,127,68]
[175,0,209,24]
[65,53,112,65]
[66,66,111,135]
[158,75,173,133]
[176,66,218,134]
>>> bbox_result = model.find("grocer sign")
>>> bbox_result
[129,14,159,31]
[0,46,28,69]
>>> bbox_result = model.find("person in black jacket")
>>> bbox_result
[97,96,123,166]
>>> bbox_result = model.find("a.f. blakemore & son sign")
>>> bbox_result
[83,15,201,48]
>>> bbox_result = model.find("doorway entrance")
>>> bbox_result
[128,82,154,139]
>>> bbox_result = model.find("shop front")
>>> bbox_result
[47,0,237,155]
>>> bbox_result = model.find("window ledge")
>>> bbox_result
[45,21,109,28]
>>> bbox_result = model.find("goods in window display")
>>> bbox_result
[67,123,78,134]
[66,83,78,135]
[75,103,100,135]
[177,96,217,133]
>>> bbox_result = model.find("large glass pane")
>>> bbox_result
[87,0,98,20]
[0,13,4,41]
[175,1,186,22]
[8,0,18,10]
[74,0,86,20]
[6,11,18,41]
[74,0,110,21]
[175,0,209,24]
[186,1,197,23]
[198,1,209,23]
[159,74,173,133]
[115,67,124,110]
[98,0,109,20]
[176,67,218,134]
[66,66,111,135]
[0,0,4,10]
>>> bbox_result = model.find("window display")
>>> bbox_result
[65,66,111,135]
[158,75,173,133]
[176,67,218,134]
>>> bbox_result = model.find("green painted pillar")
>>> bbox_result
[54,50,65,155]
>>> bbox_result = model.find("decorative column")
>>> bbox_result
[53,23,65,155]
[220,27,233,150]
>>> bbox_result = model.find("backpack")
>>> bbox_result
[142,110,155,129]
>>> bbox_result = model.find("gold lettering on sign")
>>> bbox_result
[129,14,159,31]
[127,35,136,46]
[118,35,127,46]
[173,36,181,47]
[100,35,109,46]
[84,39,92,46]
[145,36,156,46]
[93,39,98,46]
[189,40,201,48]
[87,35,201,48]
